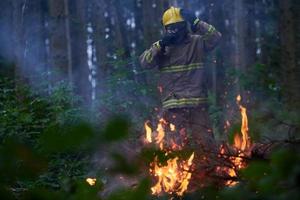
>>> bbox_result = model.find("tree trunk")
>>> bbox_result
[111,0,130,58]
[92,0,109,72]
[12,0,27,83]
[183,0,190,9]
[48,0,70,82]
[90,0,109,103]
[0,0,14,78]
[233,0,246,93]
[294,0,300,110]
[69,0,91,106]
[142,0,155,47]
[23,0,48,86]
[0,0,14,62]
[279,0,299,109]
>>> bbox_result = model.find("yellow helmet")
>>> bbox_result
[162,7,184,26]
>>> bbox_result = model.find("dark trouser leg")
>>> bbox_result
[162,106,216,151]
[189,104,217,153]
[163,108,190,149]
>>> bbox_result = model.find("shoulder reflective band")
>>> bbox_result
[193,18,200,26]
[153,41,161,49]
[202,25,216,40]
[161,63,203,73]
[144,50,153,63]
[162,97,207,109]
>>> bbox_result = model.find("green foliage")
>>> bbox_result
[39,123,94,154]
[98,52,159,127]
[0,78,93,196]
[102,116,130,142]
[106,179,150,200]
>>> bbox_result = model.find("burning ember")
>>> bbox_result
[86,178,97,186]
[144,119,194,196]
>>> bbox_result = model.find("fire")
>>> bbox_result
[86,178,96,186]
[144,121,152,143]
[236,94,241,102]
[151,153,194,196]
[144,118,194,196]
[217,95,252,186]
[234,95,251,151]
[144,95,252,192]
[170,123,176,132]
[155,118,167,150]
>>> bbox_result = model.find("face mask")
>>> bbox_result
[165,22,188,44]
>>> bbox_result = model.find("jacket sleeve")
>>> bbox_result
[139,41,163,69]
[193,20,222,52]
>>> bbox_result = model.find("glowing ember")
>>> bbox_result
[226,120,230,127]
[86,178,96,186]
[144,121,152,143]
[170,123,176,132]
[236,94,241,102]
[144,118,194,196]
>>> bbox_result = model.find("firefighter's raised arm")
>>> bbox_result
[181,9,222,52]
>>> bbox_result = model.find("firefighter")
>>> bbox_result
[140,7,221,150]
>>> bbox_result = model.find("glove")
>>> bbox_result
[159,33,176,48]
[180,9,200,32]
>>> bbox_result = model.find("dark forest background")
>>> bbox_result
[0,0,299,199]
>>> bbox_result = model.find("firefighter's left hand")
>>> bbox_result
[159,33,175,48]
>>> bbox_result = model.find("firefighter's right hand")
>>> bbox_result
[180,9,199,32]
[159,33,175,48]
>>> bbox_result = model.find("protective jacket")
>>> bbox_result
[140,21,221,110]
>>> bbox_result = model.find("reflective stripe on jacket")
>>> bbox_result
[140,21,221,109]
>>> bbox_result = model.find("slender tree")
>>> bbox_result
[48,0,70,82]
[279,0,299,109]
[69,0,91,106]
[0,0,14,77]
[23,0,48,85]
[12,0,27,82]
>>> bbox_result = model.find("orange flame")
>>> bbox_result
[155,118,167,150]
[218,95,252,186]
[234,95,250,151]
[144,121,152,143]
[145,118,194,196]
[151,153,194,196]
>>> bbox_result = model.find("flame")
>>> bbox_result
[144,121,152,143]
[151,153,194,196]
[233,133,243,149]
[170,123,176,132]
[145,118,194,196]
[234,95,250,151]
[155,118,167,150]
[217,95,252,186]
[236,94,241,102]
[86,178,96,186]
